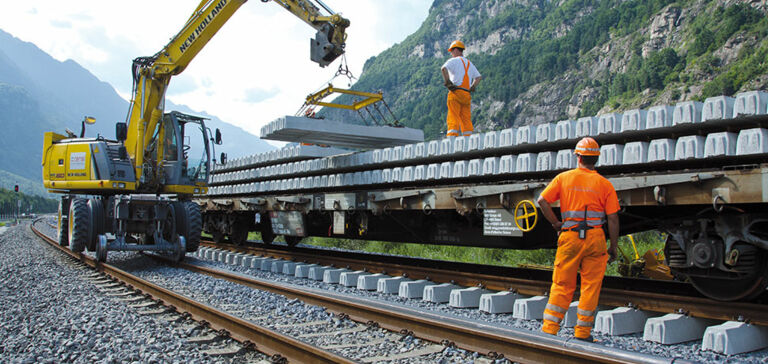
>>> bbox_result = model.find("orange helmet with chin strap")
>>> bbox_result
[574,137,601,156]
[447,40,465,52]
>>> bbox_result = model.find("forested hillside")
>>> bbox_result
[321,0,768,140]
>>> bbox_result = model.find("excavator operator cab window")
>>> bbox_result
[163,118,179,161]
[178,119,210,183]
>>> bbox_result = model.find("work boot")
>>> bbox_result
[574,335,597,343]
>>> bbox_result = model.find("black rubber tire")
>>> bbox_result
[68,198,90,253]
[86,199,104,252]
[212,231,225,244]
[259,216,275,245]
[181,202,201,252]
[57,199,69,246]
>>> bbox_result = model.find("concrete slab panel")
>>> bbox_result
[479,291,522,314]
[594,307,653,336]
[733,91,768,117]
[702,321,768,355]
[675,135,705,160]
[398,280,435,299]
[673,101,703,125]
[643,313,714,345]
[261,115,424,148]
[736,128,768,155]
[378,276,412,294]
[512,295,547,320]
[704,132,738,157]
[449,287,491,308]
[423,283,461,303]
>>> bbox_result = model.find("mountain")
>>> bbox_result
[321,0,768,140]
[0,29,273,186]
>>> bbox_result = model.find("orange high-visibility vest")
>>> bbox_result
[539,167,620,229]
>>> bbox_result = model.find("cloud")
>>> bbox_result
[50,19,71,28]
[243,87,279,103]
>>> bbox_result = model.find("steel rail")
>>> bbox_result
[176,257,680,364]
[29,220,354,364]
[201,241,768,326]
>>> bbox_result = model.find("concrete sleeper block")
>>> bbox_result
[643,313,715,345]
[622,142,649,165]
[398,280,435,299]
[575,117,598,137]
[499,128,515,147]
[308,266,331,281]
[647,138,676,162]
[736,128,768,155]
[702,321,768,355]
[536,151,556,171]
[675,136,705,160]
[294,263,319,278]
[702,96,735,121]
[673,101,703,125]
[704,132,737,157]
[423,283,460,303]
[271,260,285,273]
[598,113,622,134]
[358,273,390,291]
[449,287,491,308]
[479,291,522,314]
[535,123,556,143]
[621,109,647,131]
[377,277,411,294]
[556,149,576,169]
[339,271,367,287]
[555,120,576,140]
[733,90,768,117]
[516,153,537,172]
[512,295,547,320]
[594,307,654,336]
[515,125,536,145]
[323,268,350,284]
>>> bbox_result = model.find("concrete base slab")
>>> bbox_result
[423,283,461,303]
[294,264,319,278]
[479,291,522,314]
[357,273,390,290]
[339,271,366,287]
[377,277,411,294]
[260,258,277,271]
[643,313,714,345]
[595,307,653,336]
[323,268,351,284]
[261,115,424,149]
[449,287,491,308]
[398,280,434,299]
[281,262,297,275]
[309,266,331,281]
[512,295,547,320]
[702,321,768,355]
[270,260,285,273]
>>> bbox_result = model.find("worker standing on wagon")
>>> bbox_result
[537,137,620,341]
[441,40,482,137]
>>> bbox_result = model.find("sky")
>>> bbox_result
[0,1,432,144]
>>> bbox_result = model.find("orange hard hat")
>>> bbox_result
[447,40,465,51]
[574,137,600,156]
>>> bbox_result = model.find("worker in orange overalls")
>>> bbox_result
[537,137,620,341]
[441,40,482,137]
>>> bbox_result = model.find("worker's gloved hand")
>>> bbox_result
[551,221,563,231]
[607,245,617,263]
[444,80,453,88]
[469,85,477,93]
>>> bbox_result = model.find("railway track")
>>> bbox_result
[200,240,768,326]
[30,219,683,363]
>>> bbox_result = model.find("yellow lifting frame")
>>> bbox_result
[305,84,383,111]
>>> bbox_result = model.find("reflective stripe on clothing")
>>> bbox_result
[577,308,596,317]
[539,167,621,222]
[576,319,595,328]
[561,211,607,219]
[546,303,568,314]
[543,313,562,324]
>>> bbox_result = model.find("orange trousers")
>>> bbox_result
[542,229,608,338]
[446,90,473,136]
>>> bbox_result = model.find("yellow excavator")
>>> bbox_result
[41,0,350,262]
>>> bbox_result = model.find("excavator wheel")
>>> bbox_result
[175,201,201,252]
[68,198,90,253]
[259,216,274,245]
[86,199,105,252]
[57,199,69,246]
[172,236,186,263]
